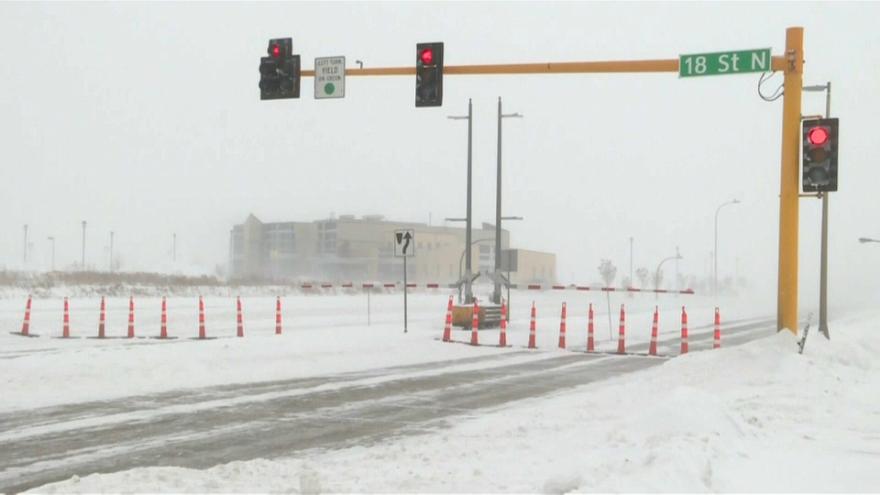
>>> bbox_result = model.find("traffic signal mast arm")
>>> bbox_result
[300,56,787,77]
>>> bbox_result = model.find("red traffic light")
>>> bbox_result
[420,48,434,65]
[271,44,281,58]
[807,126,830,146]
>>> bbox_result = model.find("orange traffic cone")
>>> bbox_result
[442,295,453,342]
[160,296,168,339]
[470,299,479,346]
[62,296,70,338]
[127,296,135,338]
[21,295,32,336]
[680,306,689,354]
[558,302,567,349]
[713,307,721,349]
[236,296,244,338]
[616,304,626,354]
[275,296,283,335]
[587,302,595,352]
[499,299,508,347]
[649,306,659,356]
[528,301,537,349]
[97,296,106,338]
[198,296,206,339]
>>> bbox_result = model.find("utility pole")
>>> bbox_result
[81,220,87,270]
[173,233,177,263]
[493,97,523,304]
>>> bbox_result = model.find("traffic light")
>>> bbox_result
[259,38,300,100]
[802,118,839,192]
[415,42,444,107]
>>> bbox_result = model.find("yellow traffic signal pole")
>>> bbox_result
[777,27,803,334]
[301,27,802,334]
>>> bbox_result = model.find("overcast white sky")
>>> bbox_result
[1,1,878,305]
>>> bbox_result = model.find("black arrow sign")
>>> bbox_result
[402,231,412,255]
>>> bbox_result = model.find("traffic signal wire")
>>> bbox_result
[758,71,784,102]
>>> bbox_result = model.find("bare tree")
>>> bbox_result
[635,267,649,289]
[652,269,664,290]
[598,259,617,287]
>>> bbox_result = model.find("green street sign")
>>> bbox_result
[679,48,771,77]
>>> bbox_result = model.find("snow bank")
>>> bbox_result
[30,310,879,492]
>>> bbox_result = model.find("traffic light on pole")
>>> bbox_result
[802,118,839,192]
[415,42,444,107]
[259,38,300,100]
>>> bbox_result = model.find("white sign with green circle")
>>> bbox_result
[314,56,345,99]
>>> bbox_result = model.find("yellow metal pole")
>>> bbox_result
[301,57,788,77]
[778,27,804,333]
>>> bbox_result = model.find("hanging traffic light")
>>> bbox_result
[802,118,839,192]
[415,42,444,107]
[260,38,300,100]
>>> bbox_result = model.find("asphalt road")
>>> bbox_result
[0,317,775,493]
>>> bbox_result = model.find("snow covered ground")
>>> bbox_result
[6,286,873,492]
[27,307,880,493]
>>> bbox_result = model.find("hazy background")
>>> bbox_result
[1,1,878,309]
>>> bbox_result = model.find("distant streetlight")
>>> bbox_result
[81,221,87,270]
[655,251,684,295]
[47,236,55,271]
[629,237,634,283]
[859,237,880,244]
[714,198,740,297]
[109,231,115,272]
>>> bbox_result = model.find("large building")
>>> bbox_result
[229,214,556,285]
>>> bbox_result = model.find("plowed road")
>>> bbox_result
[0,318,774,493]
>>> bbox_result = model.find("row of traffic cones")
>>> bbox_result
[14,295,284,339]
[441,296,722,355]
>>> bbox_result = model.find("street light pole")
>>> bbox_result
[629,237,634,284]
[714,199,740,298]
[859,237,880,244]
[448,100,474,303]
[655,252,684,294]
[493,97,523,304]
